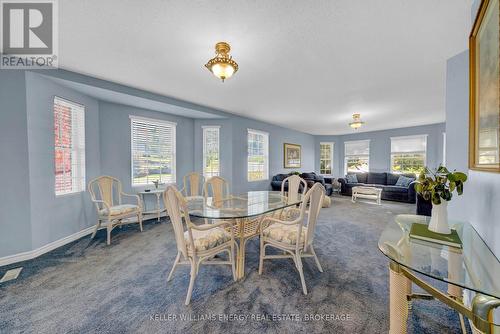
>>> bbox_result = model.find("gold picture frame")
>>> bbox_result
[469,0,500,172]
[284,143,301,168]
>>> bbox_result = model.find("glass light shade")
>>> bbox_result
[210,63,235,80]
[350,122,363,129]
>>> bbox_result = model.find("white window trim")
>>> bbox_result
[247,128,269,182]
[344,139,370,174]
[390,134,427,174]
[130,115,177,187]
[319,142,334,176]
[54,96,86,196]
[202,125,221,178]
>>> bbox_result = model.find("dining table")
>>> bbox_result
[186,190,302,279]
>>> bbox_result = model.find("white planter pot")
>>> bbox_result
[428,201,450,234]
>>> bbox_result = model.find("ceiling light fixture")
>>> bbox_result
[349,113,365,129]
[205,42,238,82]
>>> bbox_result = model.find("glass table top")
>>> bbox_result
[187,191,301,219]
[378,214,500,299]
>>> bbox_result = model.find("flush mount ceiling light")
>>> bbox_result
[205,42,238,82]
[349,113,365,129]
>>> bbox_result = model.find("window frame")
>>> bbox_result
[344,139,370,174]
[390,134,427,174]
[202,125,221,178]
[319,142,334,176]
[53,96,86,196]
[130,115,177,187]
[247,128,269,182]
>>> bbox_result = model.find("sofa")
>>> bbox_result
[337,172,417,203]
[270,172,333,196]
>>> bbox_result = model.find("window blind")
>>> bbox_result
[391,135,427,154]
[345,140,370,156]
[247,129,269,181]
[203,126,220,178]
[390,135,427,174]
[130,116,176,185]
[344,140,369,173]
[54,96,86,195]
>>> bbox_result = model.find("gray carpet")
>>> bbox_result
[0,196,464,333]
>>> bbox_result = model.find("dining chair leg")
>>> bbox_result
[185,259,197,305]
[295,254,308,295]
[167,252,181,282]
[310,246,324,273]
[138,213,143,232]
[258,240,265,275]
[91,220,101,239]
[106,224,112,245]
[230,245,237,281]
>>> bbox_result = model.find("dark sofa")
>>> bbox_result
[337,172,417,203]
[270,172,333,196]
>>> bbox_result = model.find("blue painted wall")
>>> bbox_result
[193,117,316,194]
[98,101,195,192]
[0,71,32,258]
[25,72,101,249]
[314,123,445,177]
[445,1,500,258]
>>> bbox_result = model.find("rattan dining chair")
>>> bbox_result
[203,176,230,205]
[88,176,143,245]
[280,174,308,219]
[281,174,308,203]
[258,182,325,295]
[181,172,204,199]
[163,185,236,305]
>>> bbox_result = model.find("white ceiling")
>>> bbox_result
[59,0,472,135]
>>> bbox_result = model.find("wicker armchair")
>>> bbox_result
[181,172,204,200]
[88,176,143,245]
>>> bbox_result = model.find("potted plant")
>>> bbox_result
[415,166,467,234]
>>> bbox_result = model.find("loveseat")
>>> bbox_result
[270,172,333,196]
[337,172,417,203]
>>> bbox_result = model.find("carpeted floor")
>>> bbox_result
[0,196,464,333]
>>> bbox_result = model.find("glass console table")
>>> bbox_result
[378,214,500,333]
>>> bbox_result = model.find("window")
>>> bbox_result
[247,129,269,181]
[319,142,334,175]
[391,135,427,174]
[203,126,220,178]
[54,96,86,195]
[344,140,370,174]
[130,116,176,186]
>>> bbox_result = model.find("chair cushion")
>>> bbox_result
[301,172,317,180]
[99,204,139,216]
[263,224,305,245]
[346,174,358,183]
[184,226,231,252]
[386,173,400,185]
[356,173,368,184]
[395,175,414,187]
[367,172,387,185]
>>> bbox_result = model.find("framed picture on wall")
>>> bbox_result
[469,0,500,172]
[284,143,301,168]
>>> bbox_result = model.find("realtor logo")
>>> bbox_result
[1,0,58,68]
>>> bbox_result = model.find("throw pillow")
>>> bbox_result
[346,174,358,183]
[395,175,414,187]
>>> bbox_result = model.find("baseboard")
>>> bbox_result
[0,226,95,267]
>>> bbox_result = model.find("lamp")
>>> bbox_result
[349,113,365,129]
[205,42,238,82]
